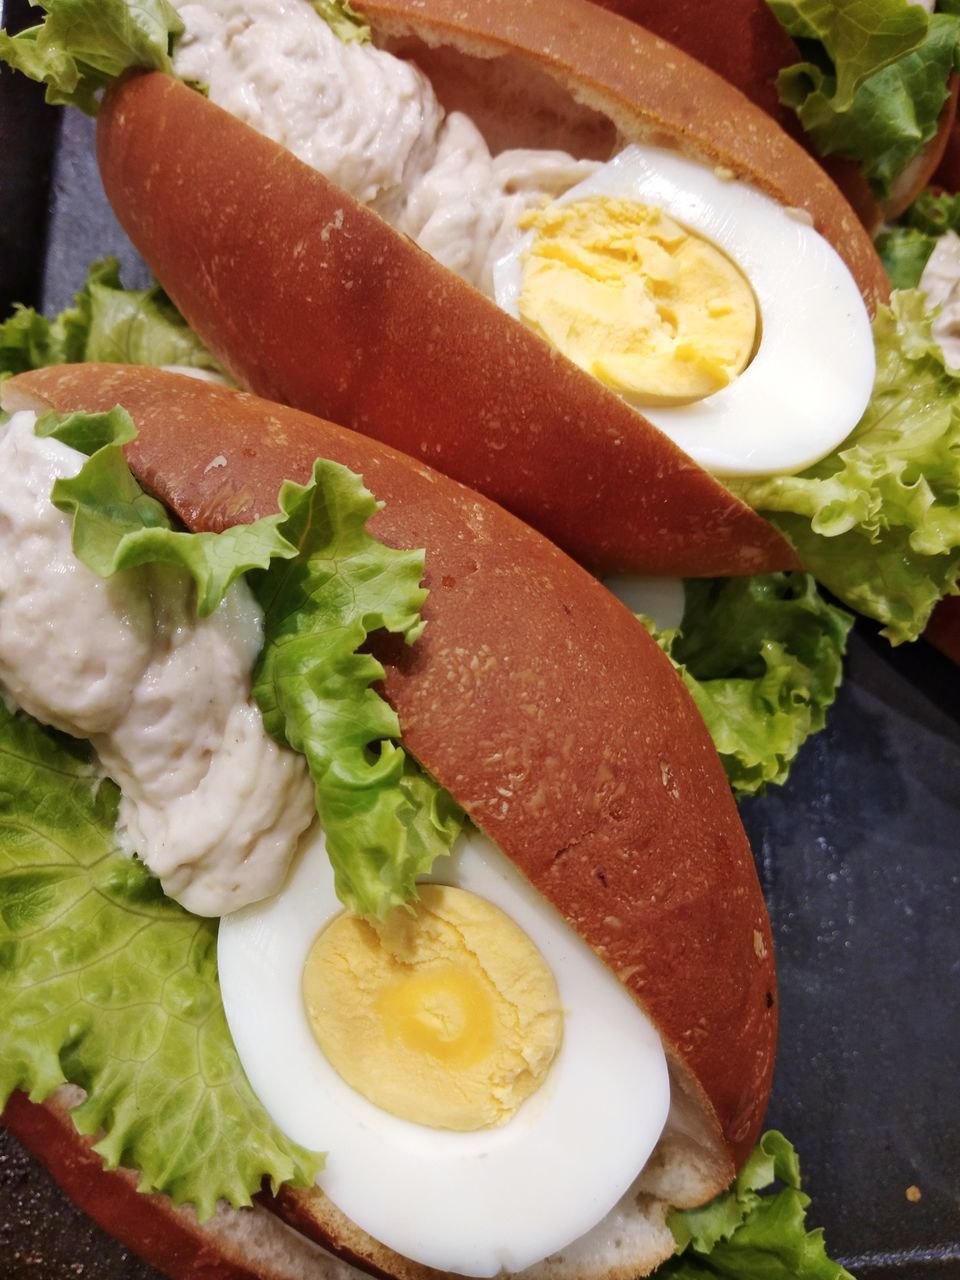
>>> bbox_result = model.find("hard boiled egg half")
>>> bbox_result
[493,144,876,477]
[218,825,670,1277]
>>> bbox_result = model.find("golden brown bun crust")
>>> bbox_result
[359,0,887,309]
[587,0,801,128]
[588,0,954,227]
[95,73,796,581]
[5,364,776,1172]
[1,1090,346,1280]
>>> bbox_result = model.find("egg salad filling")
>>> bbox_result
[303,885,562,1130]
[517,198,759,405]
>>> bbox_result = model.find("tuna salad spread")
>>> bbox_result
[0,410,315,916]
[172,0,597,293]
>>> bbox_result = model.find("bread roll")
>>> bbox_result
[92,0,893,577]
[3,364,778,1277]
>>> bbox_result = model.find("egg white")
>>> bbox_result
[218,824,670,1277]
[493,144,876,478]
[602,574,686,631]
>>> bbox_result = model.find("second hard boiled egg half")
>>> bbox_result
[218,825,670,1277]
[493,144,876,478]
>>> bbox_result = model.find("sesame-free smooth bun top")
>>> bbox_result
[96,72,800,577]
[2,366,777,1198]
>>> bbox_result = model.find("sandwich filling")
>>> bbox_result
[169,0,874,480]
[172,0,596,293]
[219,826,672,1277]
[0,409,315,915]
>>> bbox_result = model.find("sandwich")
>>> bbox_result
[3,0,958,645]
[0,256,855,796]
[0,361,850,1278]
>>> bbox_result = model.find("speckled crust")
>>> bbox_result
[4,365,777,1190]
[0,1090,350,1280]
[94,72,798,581]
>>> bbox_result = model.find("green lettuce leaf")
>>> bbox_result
[769,0,960,197]
[642,575,852,797]
[875,226,937,290]
[898,188,960,238]
[37,406,462,913]
[0,0,376,107]
[875,189,960,289]
[251,466,463,918]
[0,299,86,376]
[662,1132,853,1279]
[629,569,852,799]
[310,0,371,43]
[0,0,183,114]
[730,291,960,644]
[43,408,295,617]
[0,698,322,1217]
[0,258,222,380]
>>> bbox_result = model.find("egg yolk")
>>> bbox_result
[517,197,758,405]
[302,885,563,1131]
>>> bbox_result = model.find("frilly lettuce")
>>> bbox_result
[0,0,370,107]
[40,407,462,916]
[877,190,960,289]
[663,1132,853,1279]
[310,0,370,44]
[0,257,222,378]
[0,698,322,1217]
[250,462,463,918]
[0,0,183,114]
[730,292,960,644]
[643,575,852,797]
[768,0,960,197]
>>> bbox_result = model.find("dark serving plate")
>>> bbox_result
[0,3,958,1276]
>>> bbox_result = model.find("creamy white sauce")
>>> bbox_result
[919,230,960,369]
[0,411,315,917]
[160,363,231,386]
[172,0,595,293]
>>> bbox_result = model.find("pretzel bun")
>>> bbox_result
[3,364,777,1279]
[589,0,957,227]
[94,0,890,578]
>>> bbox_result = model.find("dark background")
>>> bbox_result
[0,0,958,1275]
